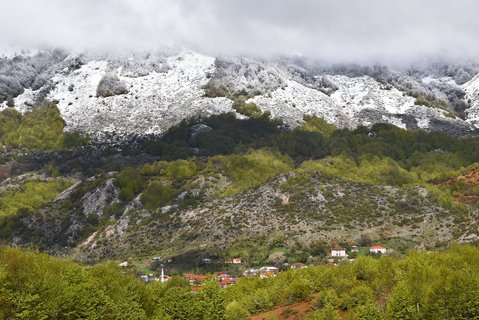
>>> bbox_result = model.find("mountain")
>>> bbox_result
[1,50,479,140]
[1,49,479,265]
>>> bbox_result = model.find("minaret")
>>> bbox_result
[161,267,167,283]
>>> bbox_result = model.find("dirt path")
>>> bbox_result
[250,301,313,320]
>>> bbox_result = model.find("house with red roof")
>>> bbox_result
[184,274,208,286]
[219,279,232,288]
[369,245,387,254]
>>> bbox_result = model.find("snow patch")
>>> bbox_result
[462,74,479,128]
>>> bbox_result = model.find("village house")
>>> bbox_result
[330,245,347,258]
[225,258,242,264]
[217,273,231,281]
[219,279,232,288]
[243,268,260,276]
[259,266,279,279]
[369,245,387,254]
[184,274,208,286]
[351,246,359,252]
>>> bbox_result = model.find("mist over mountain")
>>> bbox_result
[2,0,479,65]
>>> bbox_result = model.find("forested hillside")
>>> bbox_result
[1,245,479,319]
[0,102,478,266]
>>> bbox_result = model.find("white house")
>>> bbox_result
[331,245,347,258]
[369,245,387,254]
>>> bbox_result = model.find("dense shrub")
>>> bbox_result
[96,73,128,97]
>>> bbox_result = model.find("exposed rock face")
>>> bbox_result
[1,50,479,139]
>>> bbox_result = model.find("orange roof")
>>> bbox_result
[370,245,385,249]
[184,274,208,280]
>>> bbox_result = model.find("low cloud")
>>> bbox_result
[1,0,478,64]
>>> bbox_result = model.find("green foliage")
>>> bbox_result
[0,180,74,219]
[225,300,250,320]
[386,282,418,320]
[299,115,338,138]
[140,181,176,210]
[115,168,143,202]
[340,284,375,310]
[306,304,340,320]
[314,289,340,309]
[415,96,450,111]
[0,246,154,320]
[232,98,263,118]
[209,149,293,196]
[164,160,197,182]
[354,303,383,320]
[2,245,479,319]
[0,108,21,138]
[277,130,327,159]
[0,102,88,150]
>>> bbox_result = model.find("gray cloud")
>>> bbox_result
[1,0,478,64]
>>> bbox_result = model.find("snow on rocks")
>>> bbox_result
[462,74,479,128]
[3,50,479,139]
[7,51,234,139]
[249,72,464,132]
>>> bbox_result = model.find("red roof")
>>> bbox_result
[370,245,385,249]
[331,245,345,251]
[184,274,208,280]
[219,279,231,286]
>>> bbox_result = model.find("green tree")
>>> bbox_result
[225,300,250,320]
[386,282,418,320]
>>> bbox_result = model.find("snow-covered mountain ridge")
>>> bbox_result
[1,50,479,139]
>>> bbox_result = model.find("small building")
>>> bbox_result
[331,245,347,258]
[351,246,359,252]
[184,274,208,286]
[118,261,128,267]
[243,268,260,276]
[219,279,232,288]
[225,258,242,264]
[259,266,279,278]
[369,245,387,254]
[217,274,231,281]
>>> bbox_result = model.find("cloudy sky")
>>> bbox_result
[1,0,478,64]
